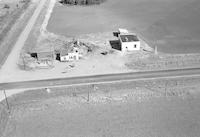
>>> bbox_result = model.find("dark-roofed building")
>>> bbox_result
[37,52,54,61]
[36,51,54,68]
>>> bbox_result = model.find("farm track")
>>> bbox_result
[0,0,48,71]
[0,1,31,68]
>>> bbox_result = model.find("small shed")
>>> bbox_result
[119,34,141,51]
[118,28,129,34]
[36,51,54,68]
[37,52,54,61]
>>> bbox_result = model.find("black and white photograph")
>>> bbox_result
[0,0,200,136]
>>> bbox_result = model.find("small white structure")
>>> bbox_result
[119,33,141,51]
[118,28,129,34]
[60,47,79,62]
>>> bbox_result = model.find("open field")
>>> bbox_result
[1,0,200,136]
[47,0,200,54]
[2,77,200,137]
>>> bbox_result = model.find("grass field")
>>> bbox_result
[3,88,200,137]
[5,96,200,137]
[2,77,200,137]
[47,0,200,53]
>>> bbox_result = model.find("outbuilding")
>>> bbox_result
[119,33,141,51]
[36,51,54,68]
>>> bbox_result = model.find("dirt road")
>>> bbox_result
[0,0,49,104]
[0,0,48,80]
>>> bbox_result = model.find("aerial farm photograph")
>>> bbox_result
[0,0,200,136]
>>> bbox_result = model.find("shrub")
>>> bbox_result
[3,4,10,9]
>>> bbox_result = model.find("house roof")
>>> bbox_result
[60,50,70,56]
[37,51,54,61]
[119,34,139,42]
[60,47,78,56]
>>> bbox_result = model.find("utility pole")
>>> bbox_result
[154,45,158,55]
[87,84,95,102]
[3,90,10,111]
[22,55,26,70]
[87,90,90,102]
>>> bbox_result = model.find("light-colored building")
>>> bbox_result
[119,34,141,51]
[60,47,79,62]
[118,28,129,34]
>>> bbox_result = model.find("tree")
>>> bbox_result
[3,4,10,9]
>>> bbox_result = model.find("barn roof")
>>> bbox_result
[60,50,70,56]
[60,46,79,56]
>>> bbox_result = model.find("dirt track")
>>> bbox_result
[0,0,31,68]
[0,0,48,78]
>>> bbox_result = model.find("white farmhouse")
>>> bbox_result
[118,33,141,51]
[60,47,79,62]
